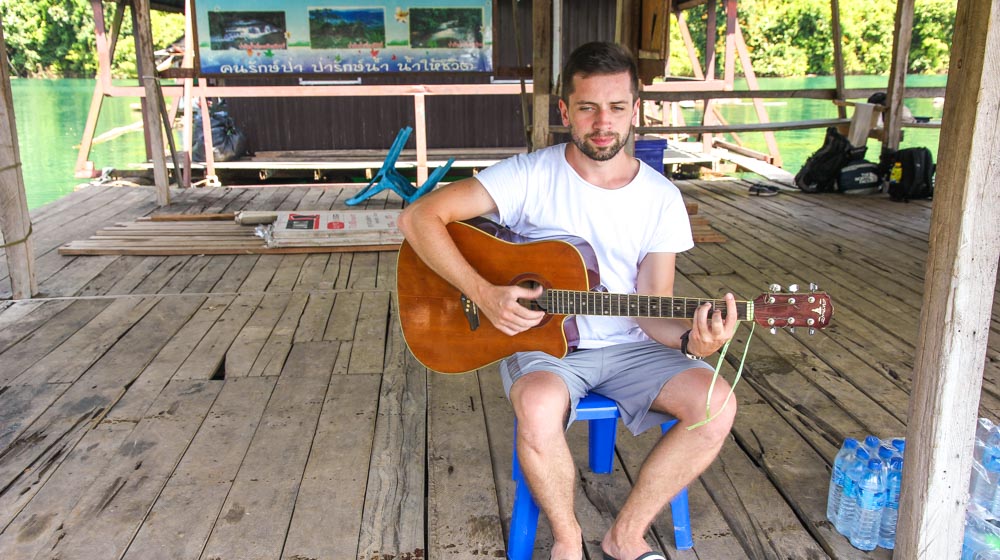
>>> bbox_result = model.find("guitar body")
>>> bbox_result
[397,219,598,374]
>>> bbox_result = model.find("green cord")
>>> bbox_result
[687,322,756,430]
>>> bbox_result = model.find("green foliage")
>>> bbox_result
[1,0,184,78]
[673,0,955,78]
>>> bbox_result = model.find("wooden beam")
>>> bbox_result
[895,0,1000,558]
[132,0,170,205]
[884,0,916,151]
[532,0,552,151]
[830,0,847,118]
[0,21,38,299]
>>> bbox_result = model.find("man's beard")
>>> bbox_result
[569,125,633,161]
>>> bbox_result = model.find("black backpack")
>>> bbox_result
[795,127,864,193]
[887,147,935,202]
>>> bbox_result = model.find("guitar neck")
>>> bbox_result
[540,290,753,321]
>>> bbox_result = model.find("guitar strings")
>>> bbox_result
[540,290,750,319]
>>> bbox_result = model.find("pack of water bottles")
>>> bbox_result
[964,418,1000,559]
[826,434,905,551]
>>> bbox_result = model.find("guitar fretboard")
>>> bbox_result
[540,290,752,321]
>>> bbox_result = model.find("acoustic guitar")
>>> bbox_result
[396,218,833,374]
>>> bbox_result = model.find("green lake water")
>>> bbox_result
[10,75,948,210]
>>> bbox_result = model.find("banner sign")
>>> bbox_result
[195,1,493,75]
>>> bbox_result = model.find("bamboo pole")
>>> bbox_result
[895,0,1000,558]
[0,21,38,299]
[830,0,847,118]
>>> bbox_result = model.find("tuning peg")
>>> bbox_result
[789,327,796,334]
[769,283,782,293]
[769,326,778,335]
[809,328,816,335]
[788,284,799,293]
[809,283,819,291]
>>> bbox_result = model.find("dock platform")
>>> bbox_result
[1,180,997,559]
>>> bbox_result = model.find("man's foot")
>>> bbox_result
[549,539,583,560]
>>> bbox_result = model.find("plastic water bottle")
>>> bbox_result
[877,445,895,473]
[963,506,1000,560]
[849,458,886,551]
[826,438,859,525]
[891,437,906,457]
[863,434,882,455]
[972,427,1000,510]
[835,446,871,536]
[878,456,903,549]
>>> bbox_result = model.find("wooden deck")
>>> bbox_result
[1,181,998,560]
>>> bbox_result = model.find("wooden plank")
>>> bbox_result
[349,290,391,374]
[247,292,309,377]
[266,254,308,292]
[36,255,118,297]
[174,292,264,380]
[294,291,337,342]
[183,254,237,293]
[211,254,260,293]
[427,371,506,558]
[224,292,293,378]
[348,251,380,289]
[12,296,160,385]
[280,341,340,379]
[122,376,277,560]
[40,380,222,559]
[200,376,329,560]
[358,316,426,559]
[325,293,362,343]
[105,295,235,422]
[0,299,72,355]
[282,374,381,559]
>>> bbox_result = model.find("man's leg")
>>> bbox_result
[510,370,582,560]
[601,367,737,559]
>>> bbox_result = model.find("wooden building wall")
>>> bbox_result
[222,0,616,152]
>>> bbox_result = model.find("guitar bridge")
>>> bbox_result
[461,294,480,331]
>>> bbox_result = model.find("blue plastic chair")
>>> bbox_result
[508,393,693,559]
[345,127,455,205]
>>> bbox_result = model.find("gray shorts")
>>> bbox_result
[499,340,714,435]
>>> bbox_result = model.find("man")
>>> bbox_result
[398,41,739,560]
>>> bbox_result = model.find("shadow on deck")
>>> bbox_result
[1,181,997,559]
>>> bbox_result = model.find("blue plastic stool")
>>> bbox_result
[346,126,455,205]
[508,393,693,559]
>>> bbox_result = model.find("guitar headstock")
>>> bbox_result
[753,283,833,333]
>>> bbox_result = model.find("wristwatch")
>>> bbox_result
[679,330,704,360]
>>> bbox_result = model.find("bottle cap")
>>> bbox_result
[865,435,881,449]
[878,445,895,460]
[868,458,883,470]
[844,438,859,449]
[856,447,871,460]
[890,456,903,470]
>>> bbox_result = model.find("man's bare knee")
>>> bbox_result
[510,371,571,444]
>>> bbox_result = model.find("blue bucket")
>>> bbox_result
[635,137,667,175]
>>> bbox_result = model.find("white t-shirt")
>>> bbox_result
[476,143,694,348]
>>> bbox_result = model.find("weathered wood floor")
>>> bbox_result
[1,181,997,560]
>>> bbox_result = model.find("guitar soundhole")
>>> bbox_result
[514,277,553,327]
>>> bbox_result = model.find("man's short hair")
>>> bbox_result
[560,41,639,103]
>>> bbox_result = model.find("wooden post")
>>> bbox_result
[884,0,916,151]
[414,94,428,185]
[830,0,847,119]
[532,0,552,151]
[133,0,171,205]
[895,0,1000,558]
[700,0,718,153]
[0,21,38,299]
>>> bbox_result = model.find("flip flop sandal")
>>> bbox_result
[603,552,668,560]
[749,184,779,196]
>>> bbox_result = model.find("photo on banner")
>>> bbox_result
[194,0,493,74]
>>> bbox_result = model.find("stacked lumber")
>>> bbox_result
[59,204,724,256]
[58,219,401,256]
